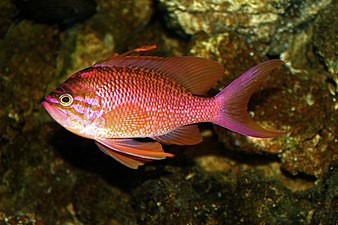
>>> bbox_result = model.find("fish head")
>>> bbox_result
[42,70,102,138]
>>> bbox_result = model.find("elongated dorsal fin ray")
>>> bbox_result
[94,47,225,95]
[94,45,157,65]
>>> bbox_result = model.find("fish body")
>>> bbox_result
[43,45,285,168]
[54,66,216,139]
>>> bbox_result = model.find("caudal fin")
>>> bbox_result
[213,59,286,138]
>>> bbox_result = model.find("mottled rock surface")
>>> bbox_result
[313,3,338,94]
[0,0,336,224]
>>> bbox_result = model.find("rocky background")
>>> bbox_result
[0,0,337,224]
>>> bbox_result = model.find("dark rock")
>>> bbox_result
[313,3,338,94]
[14,0,97,29]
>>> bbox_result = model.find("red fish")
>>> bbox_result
[42,45,285,168]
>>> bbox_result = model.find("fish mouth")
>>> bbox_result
[42,100,68,124]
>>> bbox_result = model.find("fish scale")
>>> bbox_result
[84,66,216,138]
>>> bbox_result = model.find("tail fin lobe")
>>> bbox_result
[214,59,286,138]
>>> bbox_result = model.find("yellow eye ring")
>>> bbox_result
[59,94,73,106]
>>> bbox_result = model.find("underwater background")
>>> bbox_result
[0,0,337,224]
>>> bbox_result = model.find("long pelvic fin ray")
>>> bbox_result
[95,138,174,169]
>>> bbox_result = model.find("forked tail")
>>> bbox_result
[213,59,286,138]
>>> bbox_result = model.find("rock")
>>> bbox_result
[0,0,17,38]
[132,165,337,224]
[159,0,331,54]
[0,21,59,139]
[0,211,45,225]
[313,3,338,95]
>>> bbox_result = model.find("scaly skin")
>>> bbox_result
[44,66,217,139]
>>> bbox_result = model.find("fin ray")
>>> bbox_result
[95,142,150,169]
[95,138,174,159]
[94,45,157,65]
[153,125,203,145]
[94,46,224,95]
[213,59,286,138]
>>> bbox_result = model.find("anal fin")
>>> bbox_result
[153,125,203,145]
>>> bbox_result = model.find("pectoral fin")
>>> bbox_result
[95,138,174,169]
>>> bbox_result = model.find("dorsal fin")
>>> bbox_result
[93,46,225,95]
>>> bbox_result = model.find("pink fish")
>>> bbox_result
[42,45,285,169]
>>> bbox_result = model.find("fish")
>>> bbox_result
[42,45,285,169]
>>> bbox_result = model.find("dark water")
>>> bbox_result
[0,0,336,224]
[14,0,96,28]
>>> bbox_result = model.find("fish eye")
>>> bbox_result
[59,94,73,106]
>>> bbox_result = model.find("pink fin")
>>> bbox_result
[94,46,224,95]
[95,142,151,169]
[213,59,287,138]
[153,125,203,145]
[94,138,174,169]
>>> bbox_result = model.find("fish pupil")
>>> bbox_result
[59,93,73,106]
[62,96,70,103]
